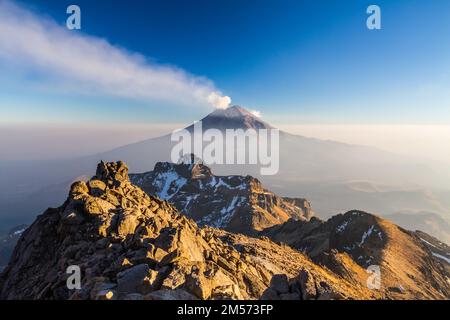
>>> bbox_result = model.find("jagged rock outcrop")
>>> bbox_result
[0,161,373,300]
[260,210,450,299]
[130,160,312,235]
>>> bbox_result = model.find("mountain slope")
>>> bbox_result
[0,161,376,300]
[260,210,450,299]
[129,160,312,235]
[0,225,27,271]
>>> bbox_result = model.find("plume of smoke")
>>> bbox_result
[0,0,230,108]
[250,110,261,117]
[207,92,231,109]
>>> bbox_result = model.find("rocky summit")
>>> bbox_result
[130,160,312,235]
[0,161,449,300]
[0,161,374,300]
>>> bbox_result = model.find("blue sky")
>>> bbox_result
[1,0,450,125]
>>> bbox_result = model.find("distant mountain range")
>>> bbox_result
[1,106,449,243]
[385,211,450,244]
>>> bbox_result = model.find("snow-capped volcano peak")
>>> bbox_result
[186,105,273,132]
[210,105,255,118]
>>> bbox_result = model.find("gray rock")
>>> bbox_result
[270,274,289,294]
[280,292,301,300]
[297,269,317,300]
[117,264,157,294]
[260,288,279,300]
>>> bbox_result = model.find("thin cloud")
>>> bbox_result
[0,0,231,108]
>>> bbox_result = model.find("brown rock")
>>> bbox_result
[184,271,212,300]
[153,247,169,262]
[88,179,107,196]
[70,181,89,196]
[84,197,115,216]
[161,265,188,290]
[159,250,185,266]
[297,269,317,300]
[117,213,139,238]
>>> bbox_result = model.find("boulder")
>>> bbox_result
[260,288,279,300]
[269,274,289,294]
[297,269,317,300]
[96,161,129,186]
[184,271,212,300]
[155,227,178,252]
[84,197,115,216]
[88,180,107,196]
[117,213,139,238]
[70,181,89,196]
[161,265,188,290]
[117,264,158,294]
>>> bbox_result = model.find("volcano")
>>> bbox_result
[186,105,273,131]
[1,106,450,242]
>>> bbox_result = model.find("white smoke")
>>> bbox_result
[0,0,230,108]
[250,110,261,118]
[207,92,232,109]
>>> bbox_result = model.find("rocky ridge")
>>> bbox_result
[0,161,374,300]
[130,160,312,235]
[260,211,450,299]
